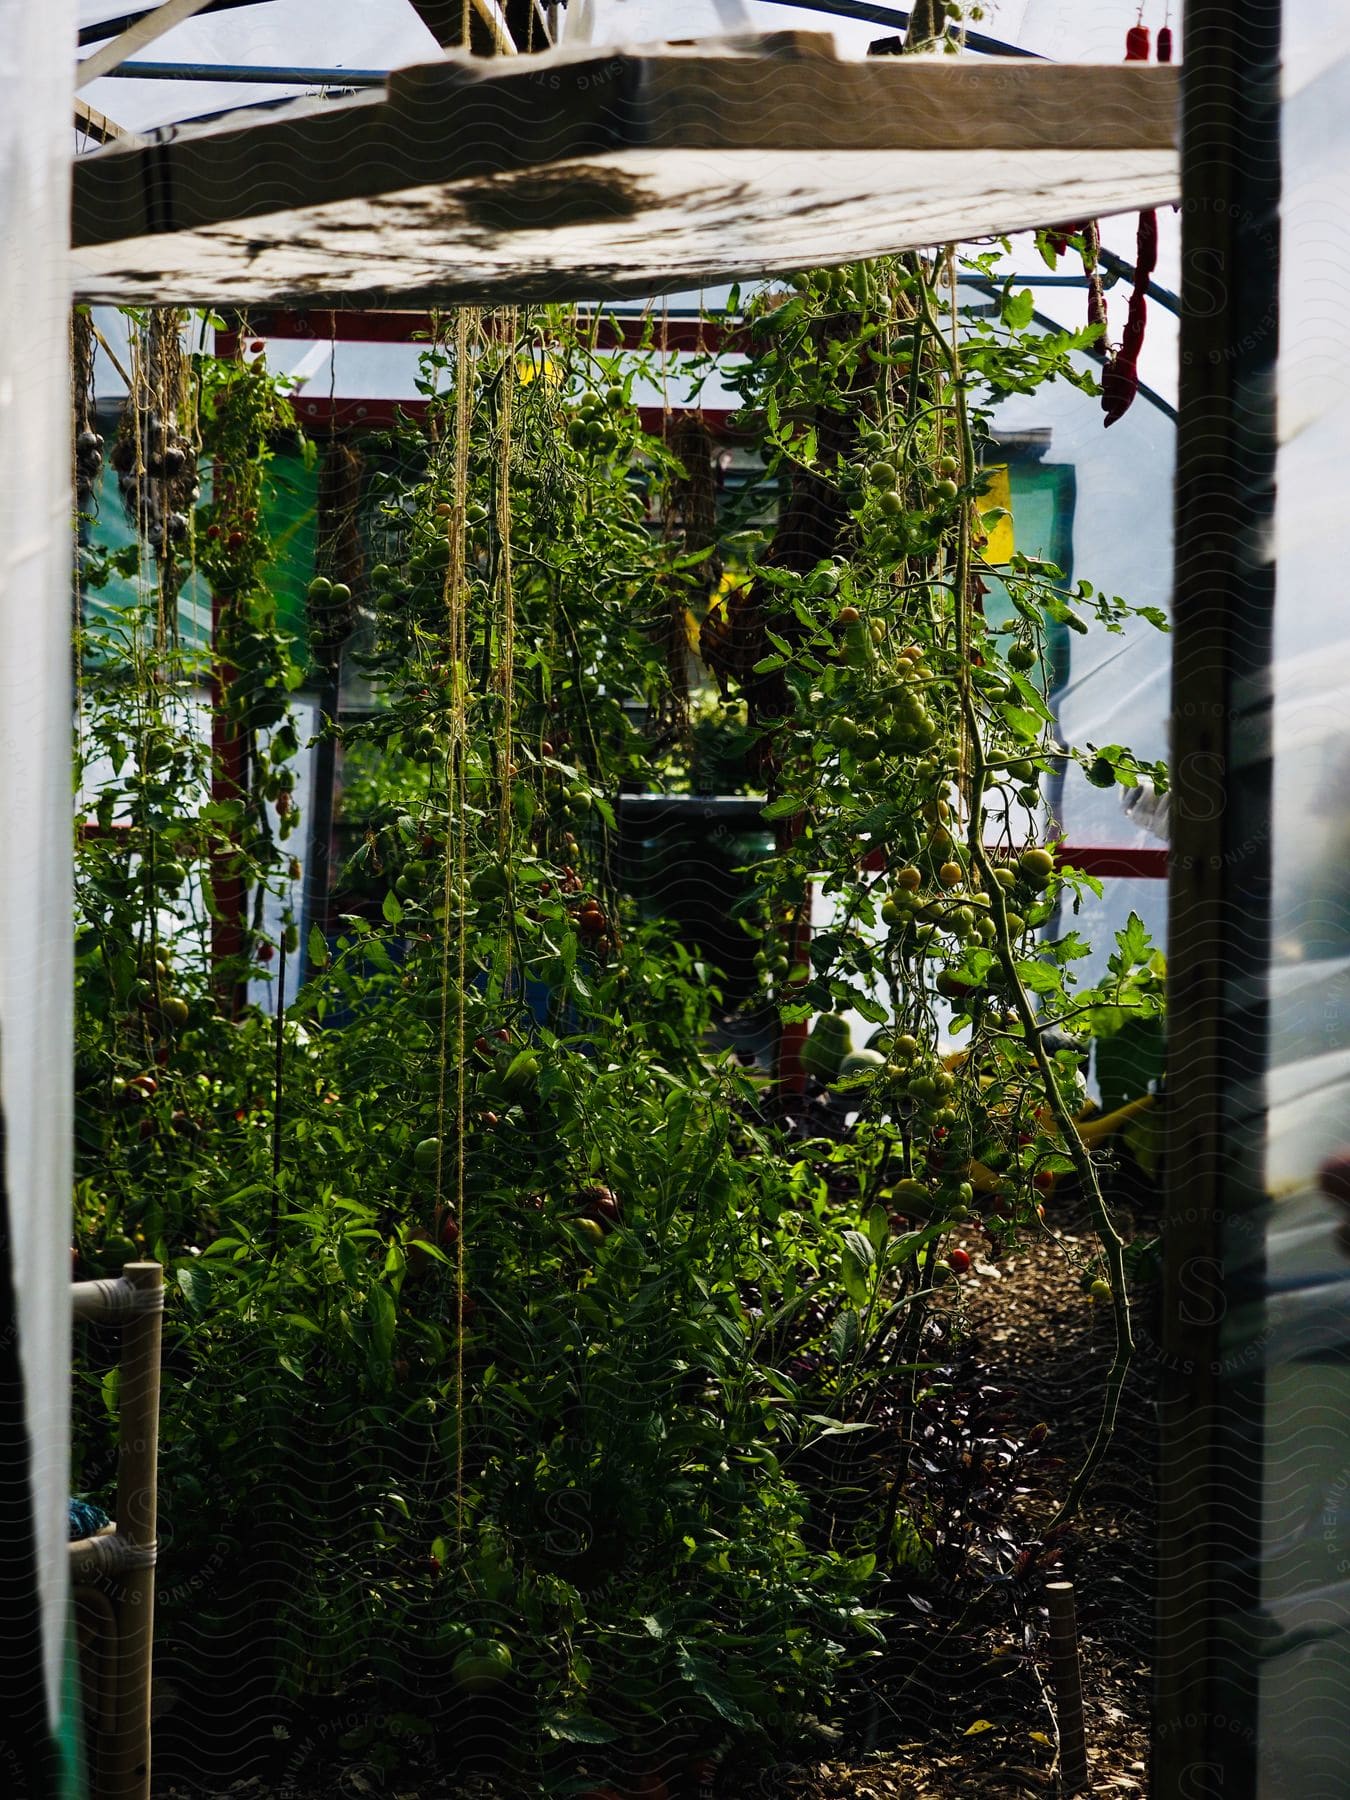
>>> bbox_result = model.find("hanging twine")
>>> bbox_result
[496,309,518,859]
[433,308,476,1542]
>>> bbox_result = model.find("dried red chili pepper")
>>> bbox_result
[1136,209,1159,279]
[1100,28,1159,426]
[1157,25,1173,62]
[1102,355,1140,427]
[1122,290,1148,362]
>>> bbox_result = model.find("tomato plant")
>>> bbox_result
[70,278,1166,1793]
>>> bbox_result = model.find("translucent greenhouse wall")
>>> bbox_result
[1255,1,1350,1785]
[0,0,79,1787]
[1159,1,1350,1793]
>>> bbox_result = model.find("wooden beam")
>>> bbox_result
[410,0,549,53]
[74,96,144,146]
[70,39,1178,306]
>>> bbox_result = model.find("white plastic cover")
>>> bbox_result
[0,0,77,1742]
[1256,2,1350,1788]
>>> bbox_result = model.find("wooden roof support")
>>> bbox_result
[71,34,1178,307]
[409,0,550,54]
[74,96,143,146]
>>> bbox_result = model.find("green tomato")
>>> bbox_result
[843,623,874,670]
[1019,847,1055,885]
[501,1048,541,1099]
[451,1640,513,1693]
[413,1136,442,1175]
[868,460,899,489]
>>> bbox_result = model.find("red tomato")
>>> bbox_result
[948,1248,971,1273]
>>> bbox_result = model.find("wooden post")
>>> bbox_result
[1046,1580,1089,1793]
[107,1262,163,1800]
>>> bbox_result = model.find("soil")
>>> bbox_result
[159,1183,1159,1800]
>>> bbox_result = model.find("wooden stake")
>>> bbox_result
[108,1262,163,1800]
[1046,1580,1089,1792]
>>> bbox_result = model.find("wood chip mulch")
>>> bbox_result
[765,1184,1159,1800]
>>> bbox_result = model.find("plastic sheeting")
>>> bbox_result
[1255,4,1350,1787]
[0,0,77,1762]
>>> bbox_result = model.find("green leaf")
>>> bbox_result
[307,924,329,969]
[804,1414,875,1437]
[175,1263,210,1318]
[382,889,404,925]
[842,1227,876,1274]
[840,1229,873,1306]
[761,795,802,821]
[1110,911,1153,973]
[829,1309,860,1362]
[1015,960,1063,995]
[542,1713,618,1745]
[1002,288,1035,330]
[367,1281,397,1373]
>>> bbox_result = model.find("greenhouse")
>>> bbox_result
[0,1,1344,1796]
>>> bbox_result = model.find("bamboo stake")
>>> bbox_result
[107,1262,163,1800]
[1046,1580,1089,1792]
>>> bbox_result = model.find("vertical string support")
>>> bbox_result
[496,309,517,862]
[435,308,476,1545]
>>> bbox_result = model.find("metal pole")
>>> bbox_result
[100,61,388,85]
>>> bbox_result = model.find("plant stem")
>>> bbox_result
[923,257,1135,1526]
